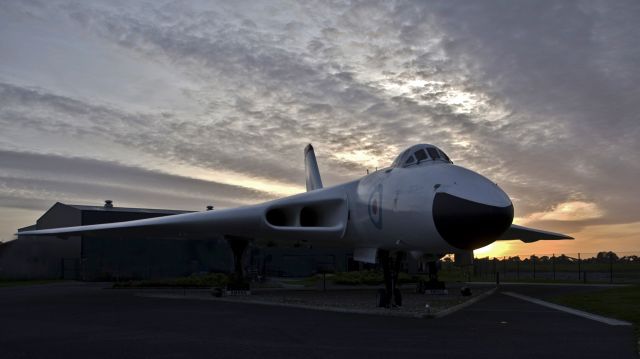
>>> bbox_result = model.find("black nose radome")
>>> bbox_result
[433,192,513,250]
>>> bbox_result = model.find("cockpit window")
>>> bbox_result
[439,150,451,163]
[414,149,428,162]
[426,148,440,160]
[391,149,411,168]
[392,144,452,168]
[404,155,416,165]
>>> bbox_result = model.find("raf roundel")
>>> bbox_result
[368,184,383,229]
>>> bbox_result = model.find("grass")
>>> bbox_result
[332,270,417,285]
[113,273,229,288]
[468,277,612,284]
[437,266,472,282]
[280,275,322,287]
[0,279,65,288]
[550,285,640,340]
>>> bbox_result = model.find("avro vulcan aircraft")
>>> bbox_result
[19,144,572,305]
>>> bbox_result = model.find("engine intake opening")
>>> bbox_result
[300,207,318,227]
[264,198,346,228]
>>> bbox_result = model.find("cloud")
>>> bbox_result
[0,0,639,250]
[517,201,604,224]
[0,149,279,212]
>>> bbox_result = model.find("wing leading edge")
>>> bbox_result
[17,190,349,242]
[498,224,573,243]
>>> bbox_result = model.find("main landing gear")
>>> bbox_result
[226,236,251,291]
[416,260,446,293]
[378,250,405,307]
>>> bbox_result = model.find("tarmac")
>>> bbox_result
[0,282,636,358]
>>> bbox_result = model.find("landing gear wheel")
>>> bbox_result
[393,288,402,306]
[423,260,446,291]
[378,288,390,307]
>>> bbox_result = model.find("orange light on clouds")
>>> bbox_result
[477,221,640,258]
[518,201,603,224]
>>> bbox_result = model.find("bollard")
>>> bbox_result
[323,272,326,292]
[496,271,500,287]
[610,255,614,284]
[578,253,581,281]
[533,256,536,280]
[503,258,507,280]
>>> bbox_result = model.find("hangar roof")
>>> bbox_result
[31,202,198,231]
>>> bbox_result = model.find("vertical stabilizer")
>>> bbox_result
[304,144,323,191]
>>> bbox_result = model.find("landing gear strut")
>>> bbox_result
[417,260,446,293]
[227,236,250,291]
[378,250,404,307]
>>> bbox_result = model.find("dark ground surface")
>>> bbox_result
[0,282,636,359]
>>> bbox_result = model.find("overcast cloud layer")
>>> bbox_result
[1,0,638,256]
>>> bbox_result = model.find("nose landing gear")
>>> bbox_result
[378,250,404,307]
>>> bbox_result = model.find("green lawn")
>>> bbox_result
[112,273,229,288]
[280,275,322,287]
[550,285,640,339]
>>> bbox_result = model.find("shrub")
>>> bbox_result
[113,273,229,288]
[332,270,418,285]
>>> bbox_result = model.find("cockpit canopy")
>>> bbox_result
[391,144,452,168]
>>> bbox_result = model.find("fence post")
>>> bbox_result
[552,254,556,281]
[533,256,536,280]
[502,256,507,279]
[516,259,520,281]
[323,272,327,292]
[610,254,613,284]
[578,253,581,281]
[493,258,497,277]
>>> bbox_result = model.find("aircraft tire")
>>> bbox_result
[377,288,390,307]
[393,288,402,306]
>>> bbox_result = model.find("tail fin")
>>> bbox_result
[304,144,323,191]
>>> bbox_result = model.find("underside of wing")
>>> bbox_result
[498,224,573,243]
[17,190,349,242]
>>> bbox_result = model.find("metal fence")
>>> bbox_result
[447,251,640,284]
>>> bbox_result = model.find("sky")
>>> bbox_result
[1,0,639,258]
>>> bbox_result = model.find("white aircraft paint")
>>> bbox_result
[17,144,572,263]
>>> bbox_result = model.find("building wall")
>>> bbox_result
[0,236,81,280]
[80,237,232,281]
[256,247,353,277]
[37,203,81,229]
[77,208,231,280]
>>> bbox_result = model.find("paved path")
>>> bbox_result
[0,282,636,358]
